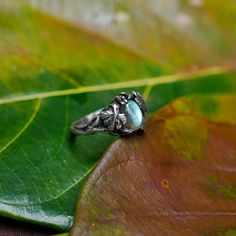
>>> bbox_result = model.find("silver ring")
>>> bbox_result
[71,91,147,136]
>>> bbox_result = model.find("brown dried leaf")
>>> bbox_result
[71,94,236,236]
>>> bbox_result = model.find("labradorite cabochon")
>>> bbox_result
[123,100,143,130]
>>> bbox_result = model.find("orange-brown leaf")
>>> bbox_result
[71,94,236,236]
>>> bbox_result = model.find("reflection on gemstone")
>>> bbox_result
[121,100,143,130]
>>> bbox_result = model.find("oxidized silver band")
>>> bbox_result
[71,91,147,136]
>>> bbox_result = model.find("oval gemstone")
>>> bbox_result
[122,100,143,130]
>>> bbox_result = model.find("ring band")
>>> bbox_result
[71,91,147,136]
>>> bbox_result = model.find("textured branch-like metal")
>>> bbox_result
[71,91,146,136]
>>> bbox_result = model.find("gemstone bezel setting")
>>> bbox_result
[101,91,147,135]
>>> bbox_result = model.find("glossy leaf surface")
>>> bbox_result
[0,1,236,231]
[71,95,236,236]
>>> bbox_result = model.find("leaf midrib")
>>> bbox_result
[0,66,229,105]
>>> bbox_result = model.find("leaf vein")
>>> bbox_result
[0,99,42,156]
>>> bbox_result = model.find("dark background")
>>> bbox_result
[0,216,59,236]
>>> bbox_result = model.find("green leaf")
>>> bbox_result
[0,3,160,230]
[0,1,236,231]
[71,94,236,236]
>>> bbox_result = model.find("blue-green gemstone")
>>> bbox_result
[123,100,143,130]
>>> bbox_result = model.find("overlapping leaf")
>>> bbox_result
[71,95,236,236]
